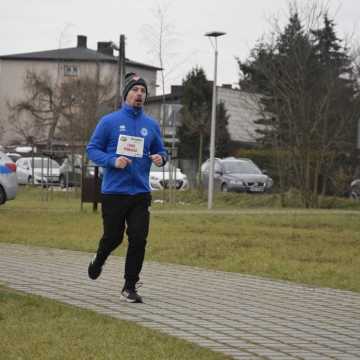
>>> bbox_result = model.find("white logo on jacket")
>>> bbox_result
[119,125,126,132]
[140,128,148,137]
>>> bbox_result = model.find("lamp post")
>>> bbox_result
[205,31,226,210]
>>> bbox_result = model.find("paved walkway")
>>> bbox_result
[0,243,359,360]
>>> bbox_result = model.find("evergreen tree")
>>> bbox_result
[177,67,211,159]
[237,9,360,207]
[310,14,359,194]
[311,15,350,71]
[178,67,231,160]
[238,41,274,95]
[311,14,355,143]
[215,101,231,158]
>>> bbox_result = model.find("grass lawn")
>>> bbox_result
[1,187,359,292]
[1,187,359,359]
[0,286,230,360]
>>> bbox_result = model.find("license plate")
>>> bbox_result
[250,187,264,192]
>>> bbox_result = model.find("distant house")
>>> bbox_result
[145,84,265,187]
[145,85,183,152]
[0,35,160,146]
[217,85,263,147]
[145,84,264,152]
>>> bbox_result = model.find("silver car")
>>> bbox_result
[201,157,273,193]
[0,151,18,204]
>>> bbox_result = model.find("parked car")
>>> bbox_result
[6,152,21,163]
[59,154,101,188]
[16,157,60,185]
[201,157,273,193]
[150,163,189,191]
[0,151,18,204]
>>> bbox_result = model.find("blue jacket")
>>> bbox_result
[87,103,167,195]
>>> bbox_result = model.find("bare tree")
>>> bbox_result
[7,71,62,146]
[141,3,181,201]
[181,103,210,183]
[0,120,4,143]
[140,2,185,96]
[7,70,114,148]
[59,76,114,144]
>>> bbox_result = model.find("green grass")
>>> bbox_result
[0,286,230,360]
[1,187,360,292]
[149,212,360,291]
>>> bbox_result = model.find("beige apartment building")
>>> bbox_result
[0,35,160,146]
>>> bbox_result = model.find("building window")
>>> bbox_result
[64,64,79,77]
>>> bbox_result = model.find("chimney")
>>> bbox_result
[77,35,87,48]
[97,42,114,56]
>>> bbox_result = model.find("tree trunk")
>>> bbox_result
[312,158,321,208]
[47,114,59,148]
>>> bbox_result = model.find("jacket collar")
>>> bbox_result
[121,103,144,118]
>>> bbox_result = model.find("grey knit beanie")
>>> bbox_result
[123,72,148,101]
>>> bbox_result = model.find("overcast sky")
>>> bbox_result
[1,0,359,93]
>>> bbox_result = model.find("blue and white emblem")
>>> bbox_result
[119,125,126,132]
[140,127,148,137]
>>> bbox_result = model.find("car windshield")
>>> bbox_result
[7,154,20,162]
[33,158,59,169]
[222,161,261,174]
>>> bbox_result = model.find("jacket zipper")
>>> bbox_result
[132,111,137,195]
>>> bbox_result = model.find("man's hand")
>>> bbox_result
[150,154,164,167]
[115,156,132,169]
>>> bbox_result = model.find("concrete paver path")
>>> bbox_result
[0,243,359,360]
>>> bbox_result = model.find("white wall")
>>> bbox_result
[217,87,264,143]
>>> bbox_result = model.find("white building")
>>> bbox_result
[217,85,264,146]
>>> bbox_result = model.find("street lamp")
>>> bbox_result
[205,31,226,210]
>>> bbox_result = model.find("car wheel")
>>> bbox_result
[350,190,359,201]
[0,186,6,205]
[221,183,229,192]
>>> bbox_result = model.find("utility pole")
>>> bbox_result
[112,34,126,109]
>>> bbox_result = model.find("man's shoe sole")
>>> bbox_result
[121,292,143,303]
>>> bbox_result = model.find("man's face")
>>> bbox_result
[126,85,146,108]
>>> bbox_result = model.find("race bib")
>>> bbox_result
[116,135,144,158]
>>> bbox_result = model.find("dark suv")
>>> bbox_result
[201,157,273,193]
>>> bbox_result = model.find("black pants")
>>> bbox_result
[96,192,151,287]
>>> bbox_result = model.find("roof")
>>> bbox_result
[0,47,161,70]
[146,85,184,104]
[146,93,182,104]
